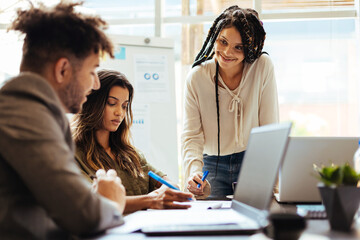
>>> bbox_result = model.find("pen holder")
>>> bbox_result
[318,184,360,232]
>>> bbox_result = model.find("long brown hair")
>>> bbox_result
[73,69,144,178]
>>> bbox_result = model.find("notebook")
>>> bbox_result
[275,136,358,203]
[128,122,292,236]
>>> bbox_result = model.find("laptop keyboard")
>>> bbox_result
[296,205,327,219]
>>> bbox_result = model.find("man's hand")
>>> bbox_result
[92,169,126,213]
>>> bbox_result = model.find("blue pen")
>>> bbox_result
[148,171,179,190]
[197,170,209,188]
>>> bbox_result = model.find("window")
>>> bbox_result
[84,0,155,19]
[264,18,360,136]
[162,1,360,137]
[164,0,253,17]
[1,0,359,138]
[262,0,355,11]
[0,30,22,87]
[0,0,358,184]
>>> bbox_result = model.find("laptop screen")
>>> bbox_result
[233,122,292,210]
[277,136,358,203]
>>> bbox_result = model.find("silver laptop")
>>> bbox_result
[275,136,358,203]
[139,122,292,235]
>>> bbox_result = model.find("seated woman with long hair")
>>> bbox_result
[73,69,192,213]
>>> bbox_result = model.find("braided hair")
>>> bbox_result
[192,6,266,178]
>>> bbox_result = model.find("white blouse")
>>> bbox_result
[181,54,279,183]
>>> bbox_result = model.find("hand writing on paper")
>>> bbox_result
[187,172,210,197]
[148,185,193,209]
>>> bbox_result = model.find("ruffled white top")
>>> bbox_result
[181,54,279,184]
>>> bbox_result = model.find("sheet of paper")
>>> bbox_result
[133,54,170,103]
[108,209,257,234]
[174,200,232,210]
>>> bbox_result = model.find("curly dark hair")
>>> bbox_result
[8,1,114,73]
[193,6,265,67]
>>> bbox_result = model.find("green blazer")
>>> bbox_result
[75,148,166,196]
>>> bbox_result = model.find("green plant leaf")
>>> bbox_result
[314,163,360,187]
[342,164,360,186]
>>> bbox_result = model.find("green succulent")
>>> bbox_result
[313,163,360,187]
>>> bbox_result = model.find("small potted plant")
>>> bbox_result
[314,163,360,231]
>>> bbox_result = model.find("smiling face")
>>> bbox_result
[102,86,130,132]
[214,26,245,71]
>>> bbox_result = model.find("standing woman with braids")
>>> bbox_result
[182,6,279,199]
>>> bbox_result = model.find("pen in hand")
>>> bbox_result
[197,170,209,188]
[148,171,193,201]
[148,171,179,190]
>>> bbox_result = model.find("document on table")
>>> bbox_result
[108,207,252,234]
[174,200,232,209]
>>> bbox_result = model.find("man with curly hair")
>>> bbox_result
[0,1,126,239]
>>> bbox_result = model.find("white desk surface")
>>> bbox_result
[84,199,360,240]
